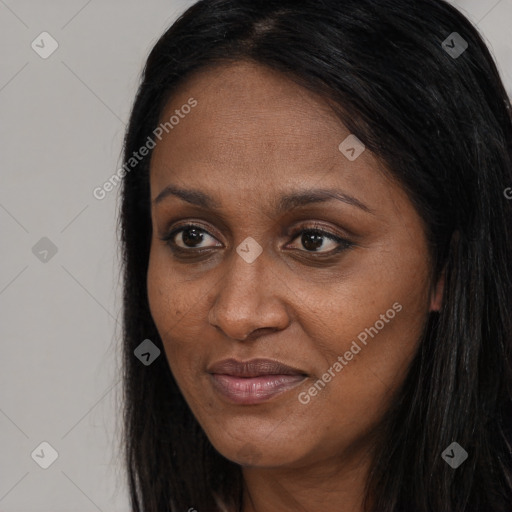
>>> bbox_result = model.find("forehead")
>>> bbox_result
[149,60,391,208]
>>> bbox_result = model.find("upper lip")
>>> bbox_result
[207,358,306,378]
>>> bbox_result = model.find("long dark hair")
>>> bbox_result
[119,1,512,510]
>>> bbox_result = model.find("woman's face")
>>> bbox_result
[147,61,442,469]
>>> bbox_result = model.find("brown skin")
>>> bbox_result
[147,61,443,512]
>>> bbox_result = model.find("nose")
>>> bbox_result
[208,244,290,341]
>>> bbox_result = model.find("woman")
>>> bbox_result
[119,0,512,510]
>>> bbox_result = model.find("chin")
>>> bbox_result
[209,430,306,468]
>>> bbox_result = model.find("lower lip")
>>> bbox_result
[209,374,307,404]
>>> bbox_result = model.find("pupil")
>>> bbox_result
[302,232,323,251]
[182,228,203,247]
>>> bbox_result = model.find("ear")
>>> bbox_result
[429,267,445,312]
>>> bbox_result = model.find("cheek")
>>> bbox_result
[147,247,190,362]
[290,282,421,425]
[146,245,214,391]
[290,295,429,456]
[147,244,202,330]
[301,246,431,407]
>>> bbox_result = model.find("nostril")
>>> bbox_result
[241,327,279,341]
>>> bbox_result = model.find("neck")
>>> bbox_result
[240,444,373,512]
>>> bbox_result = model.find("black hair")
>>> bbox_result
[119,1,512,510]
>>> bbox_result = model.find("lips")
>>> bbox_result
[207,358,307,404]
[208,358,306,377]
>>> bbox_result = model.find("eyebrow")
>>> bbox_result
[153,184,374,214]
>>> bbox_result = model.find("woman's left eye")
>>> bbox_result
[287,227,353,254]
[160,223,353,255]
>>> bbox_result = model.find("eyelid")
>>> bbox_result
[287,221,349,243]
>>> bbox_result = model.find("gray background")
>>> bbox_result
[1,0,511,510]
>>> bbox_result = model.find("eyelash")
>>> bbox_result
[159,222,354,257]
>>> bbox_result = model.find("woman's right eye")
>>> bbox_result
[161,224,222,251]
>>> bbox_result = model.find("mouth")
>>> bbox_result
[207,358,308,404]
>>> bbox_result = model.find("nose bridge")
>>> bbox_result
[208,243,287,340]
[220,244,269,311]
